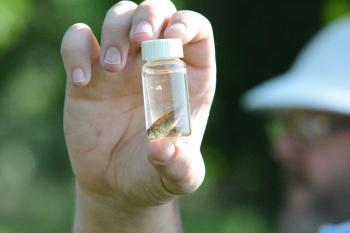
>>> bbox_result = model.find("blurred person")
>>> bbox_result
[242,15,350,233]
[60,0,215,232]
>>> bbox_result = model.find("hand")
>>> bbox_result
[61,0,215,232]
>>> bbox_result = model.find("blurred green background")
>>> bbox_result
[0,0,348,232]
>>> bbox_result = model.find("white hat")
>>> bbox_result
[242,15,350,115]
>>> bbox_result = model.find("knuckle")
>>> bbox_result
[181,167,205,194]
[194,11,213,33]
[194,164,206,190]
[139,0,176,14]
[103,15,129,33]
[201,15,213,32]
[174,10,213,34]
[180,151,205,194]
[172,11,186,22]
[171,158,193,182]
[103,2,137,33]
[138,2,154,14]
[106,1,137,18]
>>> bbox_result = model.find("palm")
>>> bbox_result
[64,37,215,203]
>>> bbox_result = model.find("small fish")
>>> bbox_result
[147,111,180,139]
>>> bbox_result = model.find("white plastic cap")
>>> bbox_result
[141,39,183,61]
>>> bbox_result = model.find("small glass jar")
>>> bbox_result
[141,39,191,140]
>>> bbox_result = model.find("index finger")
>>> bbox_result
[164,10,215,69]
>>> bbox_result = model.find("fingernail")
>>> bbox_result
[72,68,85,84]
[150,141,175,164]
[167,23,186,33]
[133,21,153,35]
[104,47,121,65]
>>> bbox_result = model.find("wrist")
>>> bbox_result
[73,184,183,233]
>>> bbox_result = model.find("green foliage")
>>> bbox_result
[0,0,32,54]
[323,0,350,23]
[221,207,271,233]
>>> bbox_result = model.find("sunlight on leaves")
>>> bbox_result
[0,0,33,54]
[0,49,61,119]
[323,0,350,24]
[222,206,271,233]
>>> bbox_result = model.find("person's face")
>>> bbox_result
[269,110,350,219]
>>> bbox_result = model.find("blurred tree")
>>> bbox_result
[324,0,350,23]
[0,0,32,55]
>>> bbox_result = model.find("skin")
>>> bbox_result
[60,0,216,232]
[272,112,350,233]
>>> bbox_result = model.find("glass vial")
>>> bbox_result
[141,39,191,140]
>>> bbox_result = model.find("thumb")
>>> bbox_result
[148,139,205,195]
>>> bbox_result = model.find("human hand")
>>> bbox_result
[61,0,215,232]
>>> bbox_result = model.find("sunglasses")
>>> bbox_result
[266,111,350,145]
